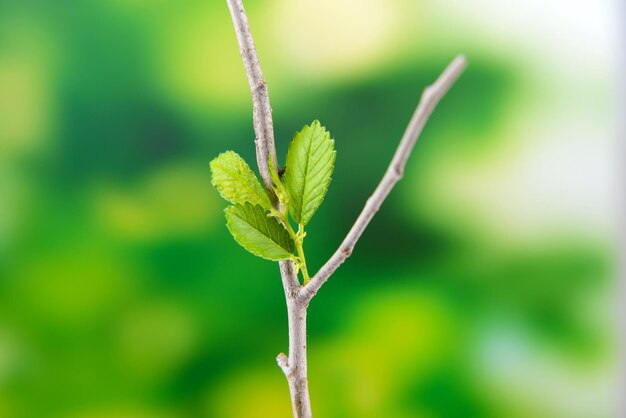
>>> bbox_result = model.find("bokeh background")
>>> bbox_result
[0,0,621,417]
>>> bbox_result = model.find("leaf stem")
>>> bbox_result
[283,220,310,284]
[295,238,310,284]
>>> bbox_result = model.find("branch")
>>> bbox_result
[226,0,298,291]
[226,7,311,417]
[300,55,467,303]
[226,0,279,199]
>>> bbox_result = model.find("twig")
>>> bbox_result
[226,0,300,327]
[300,56,467,304]
[226,0,279,200]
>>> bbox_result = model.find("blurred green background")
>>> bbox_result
[0,0,620,417]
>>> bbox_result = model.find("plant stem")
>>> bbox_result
[295,240,310,284]
[224,0,278,202]
[284,220,310,284]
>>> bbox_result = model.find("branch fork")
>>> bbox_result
[225,1,466,416]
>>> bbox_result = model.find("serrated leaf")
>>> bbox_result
[225,203,295,261]
[283,120,336,225]
[210,151,271,209]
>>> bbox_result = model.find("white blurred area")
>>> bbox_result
[266,0,620,245]
[427,0,621,243]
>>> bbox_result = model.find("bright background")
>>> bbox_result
[0,0,621,417]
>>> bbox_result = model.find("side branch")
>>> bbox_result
[300,55,467,303]
[226,0,279,197]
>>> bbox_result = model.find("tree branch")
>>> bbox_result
[300,55,467,304]
[226,0,279,200]
[226,2,465,416]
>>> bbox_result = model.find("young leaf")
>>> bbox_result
[210,151,271,209]
[283,120,336,225]
[225,202,295,261]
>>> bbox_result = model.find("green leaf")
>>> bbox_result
[283,120,336,225]
[225,203,295,261]
[210,151,271,209]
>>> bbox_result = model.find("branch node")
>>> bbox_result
[276,353,294,377]
[393,164,404,178]
[276,352,289,367]
[422,86,435,101]
[288,287,300,300]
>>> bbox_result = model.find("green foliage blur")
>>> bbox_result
[0,0,618,417]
